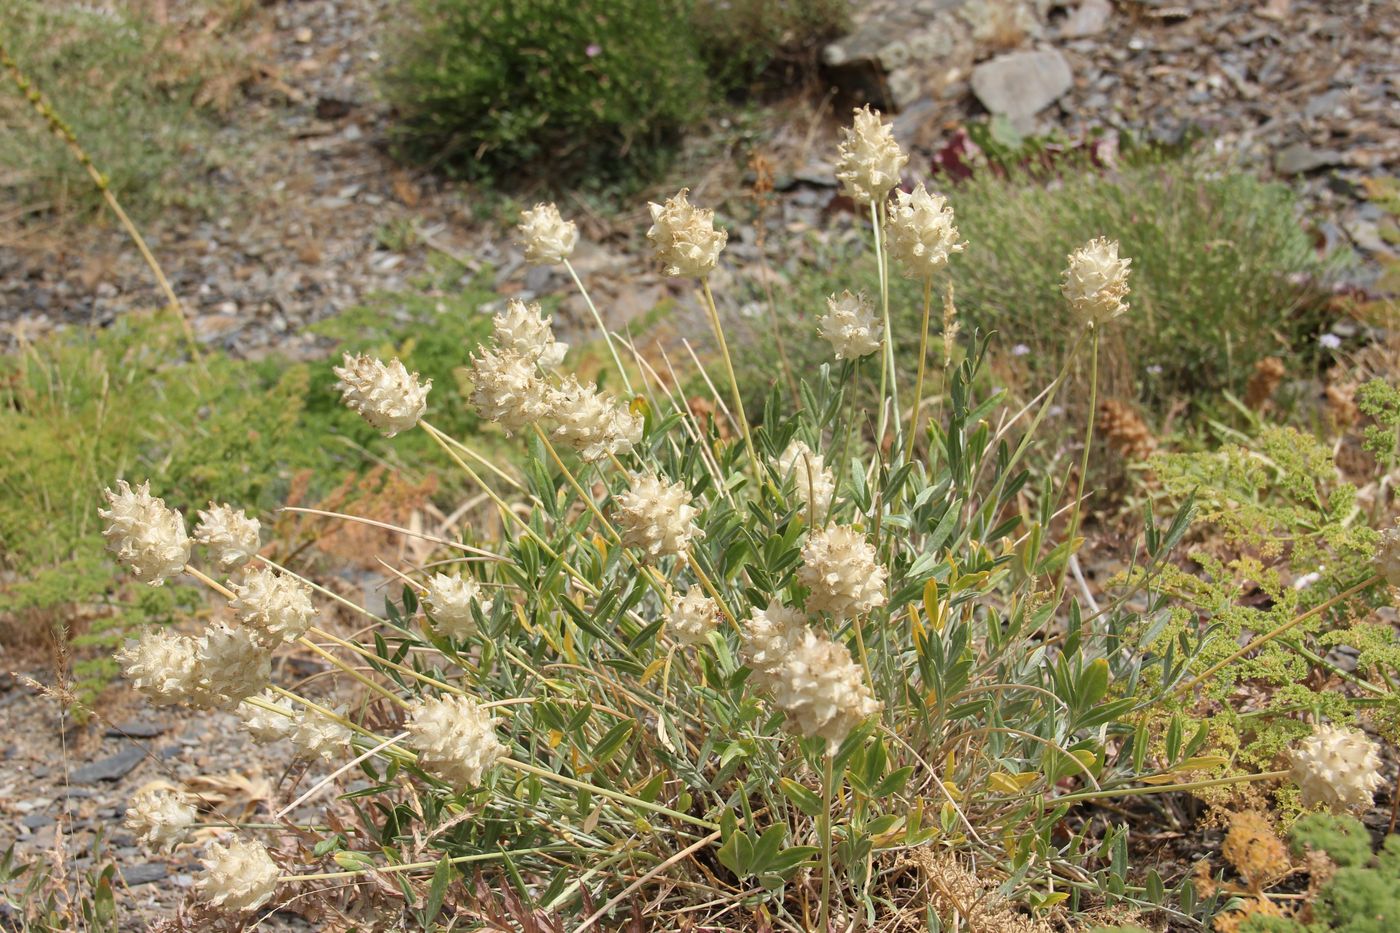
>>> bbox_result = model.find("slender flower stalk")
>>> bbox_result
[564,258,633,396]
[906,275,935,461]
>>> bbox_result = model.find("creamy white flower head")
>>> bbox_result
[799,525,887,619]
[646,188,727,277]
[424,572,491,640]
[517,202,578,265]
[817,290,881,361]
[238,692,295,744]
[493,298,568,369]
[195,623,271,709]
[407,695,507,792]
[99,480,190,585]
[777,440,836,524]
[229,565,315,648]
[469,346,552,434]
[1062,236,1132,327]
[886,183,965,279]
[668,585,718,648]
[197,837,280,914]
[742,600,881,749]
[1290,724,1385,812]
[289,707,353,761]
[614,471,702,560]
[193,503,260,571]
[117,629,202,706]
[125,787,196,851]
[835,105,908,204]
[332,353,430,436]
[1375,524,1400,586]
[548,376,643,462]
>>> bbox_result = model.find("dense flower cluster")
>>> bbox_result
[1062,237,1132,327]
[332,353,431,436]
[469,347,552,434]
[1290,724,1384,812]
[493,298,568,369]
[238,693,296,743]
[117,629,201,706]
[194,622,272,708]
[548,376,643,462]
[834,105,907,204]
[99,480,190,585]
[193,503,261,571]
[646,188,727,277]
[229,565,316,648]
[742,601,881,748]
[517,202,578,266]
[668,585,719,647]
[125,787,196,851]
[885,183,964,279]
[197,837,280,913]
[777,440,836,524]
[290,707,354,761]
[424,572,491,639]
[817,290,881,361]
[798,525,887,619]
[407,695,507,792]
[614,472,702,560]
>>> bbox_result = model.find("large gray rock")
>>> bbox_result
[970,49,1073,128]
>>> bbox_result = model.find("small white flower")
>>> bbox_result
[493,298,568,368]
[193,503,260,571]
[517,202,578,266]
[424,572,492,640]
[195,623,271,709]
[646,188,727,278]
[1319,333,1342,350]
[197,837,280,914]
[613,472,702,561]
[1062,237,1131,327]
[548,376,643,462]
[668,586,718,647]
[407,695,507,792]
[99,480,190,585]
[238,693,296,744]
[289,707,353,761]
[469,347,552,434]
[834,105,908,204]
[885,183,965,279]
[117,629,202,707]
[229,565,316,648]
[125,787,196,851]
[1011,343,1031,357]
[817,290,882,360]
[777,440,836,524]
[1290,724,1384,812]
[798,525,887,619]
[332,353,431,436]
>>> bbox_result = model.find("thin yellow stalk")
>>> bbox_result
[1054,326,1099,605]
[871,200,899,452]
[295,637,411,709]
[699,278,760,474]
[284,845,577,882]
[819,752,836,933]
[564,257,633,396]
[502,758,719,830]
[905,274,935,462]
[1050,770,1289,806]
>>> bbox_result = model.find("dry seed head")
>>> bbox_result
[1062,236,1131,327]
[289,707,353,761]
[468,346,552,434]
[193,503,260,571]
[777,439,836,524]
[238,692,296,743]
[798,525,888,619]
[1290,724,1384,812]
[197,837,280,914]
[834,105,908,204]
[1222,810,1290,891]
[99,480,190,585]
[817,290,882,361]
[516,201,578,266]
[194,622,272,709]
[493,298,568,369]
[1245,356,1285,411]
[229,565,316,648]
[614,471,702,560]
[668,585,718,647]
[1098,399,1157,462]
[407,694,507,792]
[332,353,430,437]
[125,787,196,851]
[885,183,965,279]
[548,376,643,462]
[117,629,202,707]
[424,572,491,640]
[646,188,727,277]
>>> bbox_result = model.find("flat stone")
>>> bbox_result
[120,863,168,886]
[106,720,164,739]
[1274,143,1343,175]
[21,813,54,830]
[971,49,1073,129]
[71,745,145,784]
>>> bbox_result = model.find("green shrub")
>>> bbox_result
[692,0,850,94]
[385,0,708,185]
[1247,814,1400,932]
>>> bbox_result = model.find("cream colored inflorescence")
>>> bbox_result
[238,692,296,743]
[229,565,316,648]
[517,202,578,266]
[1062,236,1132,327]
[614,472,702,560]
[469,346,553,434]
[817,290,882,361]
[668,585,719,647]
[289,707,354,761]
[777,440,836,524]
[194,622,272,708]
[424,572,492,639]
[742,600,881,749]
[193,503,261,571]
[834,105,907,205]
[99,480,190,586]
[646,188,727,278]
[798,525,887,619]
[1290,724,1385,812]
[886,183,964,280]
[493,298,568,369]
[198,837,280,914]
[125,787,196,851]
[332,353,431,436]
[118,629,202,706]
[407,695,508,792]
[548,376,643,462]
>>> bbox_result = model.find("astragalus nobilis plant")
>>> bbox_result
[100,109,1395,931]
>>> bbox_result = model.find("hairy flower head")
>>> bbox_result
[798,525,887,619]
[817,289,881,361]
[646,188,727,277]
[548,376,643,462]
[1062,237,1131,327]
[493,298,567,369]
[424,572,492,640]
[668,585,719,647]
[99,480,190,585]
[238,692,296,744]
[289,707,353,761]
[777,440,836,524]
[517,202,578,265]
[118,629,202,706]
[194,623,271,709]
[229,565,316,648]
[407,695,507,792]
[835,105,907,204]
[197,837,280,914]
[332,353,430,436]
[1290,724,1384,812]
[614,471,702,560]
[194,503,261,571]
[469,347,552,434]
[886,183,965,279]
[125,786,196,851]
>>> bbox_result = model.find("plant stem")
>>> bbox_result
[1051,769,1289,806]
[905,274,935,462]
[1055,325,1099,606]
[820,752,836,933]
[502,758,718,831]
[284,845,577,882]
[564,258,633,396]
[871,200,899,453]
[699,277,760,477]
